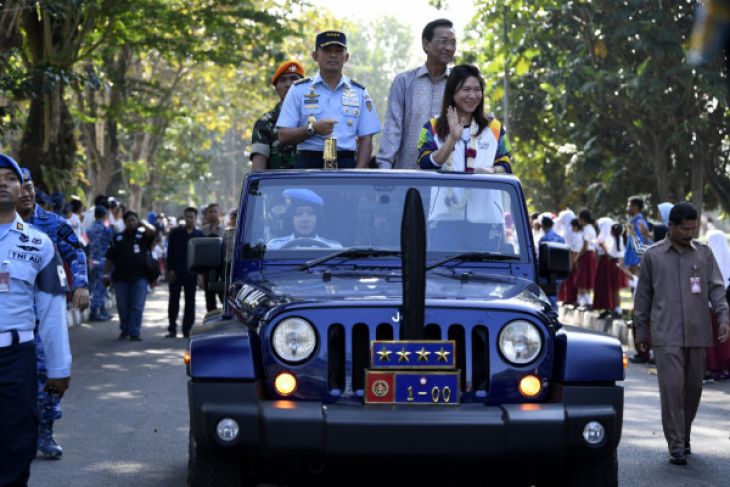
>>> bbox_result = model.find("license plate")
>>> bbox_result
[364,370,460,405]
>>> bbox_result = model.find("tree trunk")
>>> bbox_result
[18,86,76,191]
[649,132,670,202]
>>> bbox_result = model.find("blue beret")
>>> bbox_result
[94,205,108,217]
[20,167,32,182]
[0,154,24,184]
[283,188,324,207]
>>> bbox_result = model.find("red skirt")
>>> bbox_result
[592,255,615,310]
[573,251,596,290]
[707,311,730,373]
[610,258,629,289]
[559,270,578,305]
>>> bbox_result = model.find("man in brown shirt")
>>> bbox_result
[634,202,730,465]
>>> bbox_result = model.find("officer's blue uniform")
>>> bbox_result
[87,219,113,315]
[0,214,71,485]
[26,202,87,450]
[276,71,381,168]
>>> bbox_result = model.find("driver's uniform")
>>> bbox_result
[267,233,343,250]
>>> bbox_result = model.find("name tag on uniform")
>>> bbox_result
[342,94,359,107]
[690,276,702,294]
[133,244,140,254]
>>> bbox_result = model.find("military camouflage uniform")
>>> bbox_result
[250,101,298,169]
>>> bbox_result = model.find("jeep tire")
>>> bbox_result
[564,450,618,487]
[188,432,251,487]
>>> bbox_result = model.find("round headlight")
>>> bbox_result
[272,317,318,363]
[498,320,542,365]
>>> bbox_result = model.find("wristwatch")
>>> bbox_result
[306,116,316,137]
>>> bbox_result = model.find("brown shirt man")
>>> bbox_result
[634,237,729,347]
[633,205,729,464]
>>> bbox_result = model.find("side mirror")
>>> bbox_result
[539,241,570,279]
[188,237,223,273]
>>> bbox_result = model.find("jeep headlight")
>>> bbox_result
[272,317,317,363]
[498,320,542,365]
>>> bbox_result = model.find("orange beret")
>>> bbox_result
[272,61,304,86]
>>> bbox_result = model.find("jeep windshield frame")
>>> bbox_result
[236,172,534,272]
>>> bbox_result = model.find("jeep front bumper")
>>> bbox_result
[188,381,622,460]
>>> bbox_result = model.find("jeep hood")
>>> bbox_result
[236,270,548,312]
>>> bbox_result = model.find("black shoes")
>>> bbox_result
[669,452,687,465]
[685,442,691,455]
[118,332,128,340]
[129,336,142,342]
[164,332,177,338]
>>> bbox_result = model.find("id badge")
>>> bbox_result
[690,276,702,294]
[57,265,67,287]
[0,272,9,292]
[133,244,140,254]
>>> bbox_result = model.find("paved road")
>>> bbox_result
[29,288,730,486]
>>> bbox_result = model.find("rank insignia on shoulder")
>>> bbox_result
[16,222,23,231]
[293,77,311,85]
[351,79,366,90]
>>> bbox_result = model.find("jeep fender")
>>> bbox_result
[188,320,259,380]
[553,325,624,382]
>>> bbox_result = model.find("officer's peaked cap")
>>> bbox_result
[283,188,324,207]
[316,31,346,49]
[0,154,24,184]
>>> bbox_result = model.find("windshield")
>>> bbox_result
[241,176,527,262]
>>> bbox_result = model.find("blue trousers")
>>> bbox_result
[89,262,107,311]
[35,334,62,426]
[114,278,148,338]
[0,340,37,486]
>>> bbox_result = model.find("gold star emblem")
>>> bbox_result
[435,347,451,363]
[416,347,431,362]
[397,348,411,363]
[376,348,392,362]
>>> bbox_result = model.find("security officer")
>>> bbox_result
[250,60,305,171]
[87,205,113,321]
[17,167,88,460]
[277,30,381,169]
[267,189,342,249]
[0,154,71,486]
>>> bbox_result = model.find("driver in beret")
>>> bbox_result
[267,189,342,249]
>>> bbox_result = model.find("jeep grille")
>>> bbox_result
[326,322,490,397]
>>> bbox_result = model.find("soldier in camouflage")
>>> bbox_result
[17,168,89,460]
[250,60,305,170]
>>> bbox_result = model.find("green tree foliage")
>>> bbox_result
[464,0,730,216]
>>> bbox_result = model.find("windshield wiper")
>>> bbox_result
[298,247,401,271]
[425,251,519,271]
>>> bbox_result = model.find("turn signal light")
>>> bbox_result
[518,374,542,398]
[275,372,297,396]
[622,353,628,369]
[183,350,191,366]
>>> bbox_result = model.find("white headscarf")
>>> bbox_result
[596,217,614,243]
[658,202,674,226]
[707,229,730,287]
[555,209,575,240]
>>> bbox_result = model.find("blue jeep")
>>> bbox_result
[186,170,624,486]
